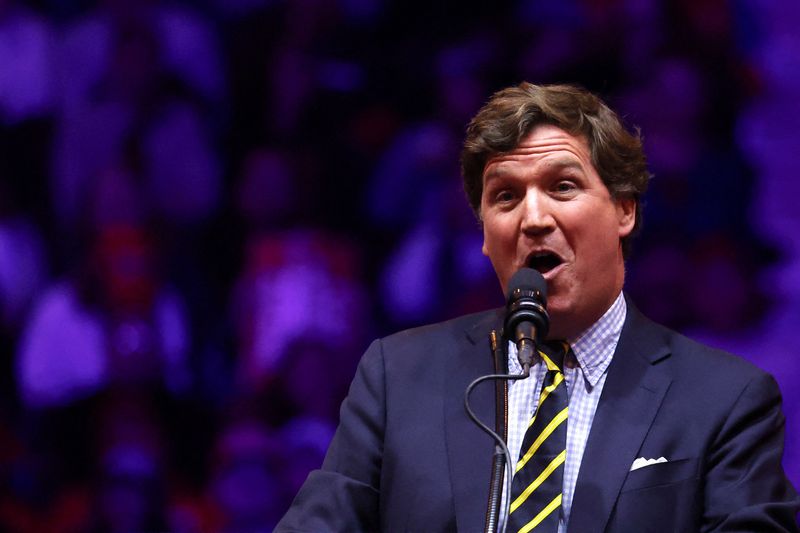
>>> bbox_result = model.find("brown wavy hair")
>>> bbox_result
[461,82,651,257]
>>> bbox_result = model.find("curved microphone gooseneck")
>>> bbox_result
[464,268,550,533]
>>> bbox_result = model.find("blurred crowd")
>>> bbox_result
[0,0,798,530]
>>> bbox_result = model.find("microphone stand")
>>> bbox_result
[464,333,531,533]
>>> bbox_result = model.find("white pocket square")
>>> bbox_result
[630,456,668,471]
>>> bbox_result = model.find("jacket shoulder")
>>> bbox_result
[624,301,774,389]
[379,308,502,350]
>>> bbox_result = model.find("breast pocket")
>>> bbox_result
[621,457,699,492]
[611,458,701,532]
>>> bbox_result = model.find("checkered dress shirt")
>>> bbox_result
[499,292,627,532]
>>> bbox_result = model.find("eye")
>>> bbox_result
[485,182,518,206]
[495,189,516,203]
[553,180,578,196]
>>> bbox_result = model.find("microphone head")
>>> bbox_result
[506,267,547,305]
[504,267,549,341]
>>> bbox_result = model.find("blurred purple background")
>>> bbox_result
[0,0,798,530]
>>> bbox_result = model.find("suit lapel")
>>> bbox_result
[444,309,504,532]
[567,302,672,533]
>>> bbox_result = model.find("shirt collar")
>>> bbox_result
[567,291,626,387]
[507,291,626,387]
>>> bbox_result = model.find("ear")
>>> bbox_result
[478,210,489,257]
[616,197,636,238]
[481,225,489,257]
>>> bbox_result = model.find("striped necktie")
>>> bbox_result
[508,341,570,533]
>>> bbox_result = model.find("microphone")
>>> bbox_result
[465,268,551,532]
[504,268,549,370]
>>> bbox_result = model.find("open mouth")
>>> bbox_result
[527,252,563,275]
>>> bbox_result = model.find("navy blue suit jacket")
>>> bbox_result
[277,299,799,532]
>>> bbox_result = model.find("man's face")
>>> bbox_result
[480,125,635,339]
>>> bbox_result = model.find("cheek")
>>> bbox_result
[573,204,619,242]
[484,221,516,255]
[481,219,515,275]
[481,218,501,249]
[573,223,623,277]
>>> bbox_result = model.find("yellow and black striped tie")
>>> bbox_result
[508,341,570,533]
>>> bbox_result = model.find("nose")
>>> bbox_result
[520,188,556,235]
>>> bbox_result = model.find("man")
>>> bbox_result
[277,83,799,531]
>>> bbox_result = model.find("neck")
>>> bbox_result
[548,287,624,341]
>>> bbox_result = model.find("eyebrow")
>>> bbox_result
[547,158,584,171]
[483,157,585,181]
